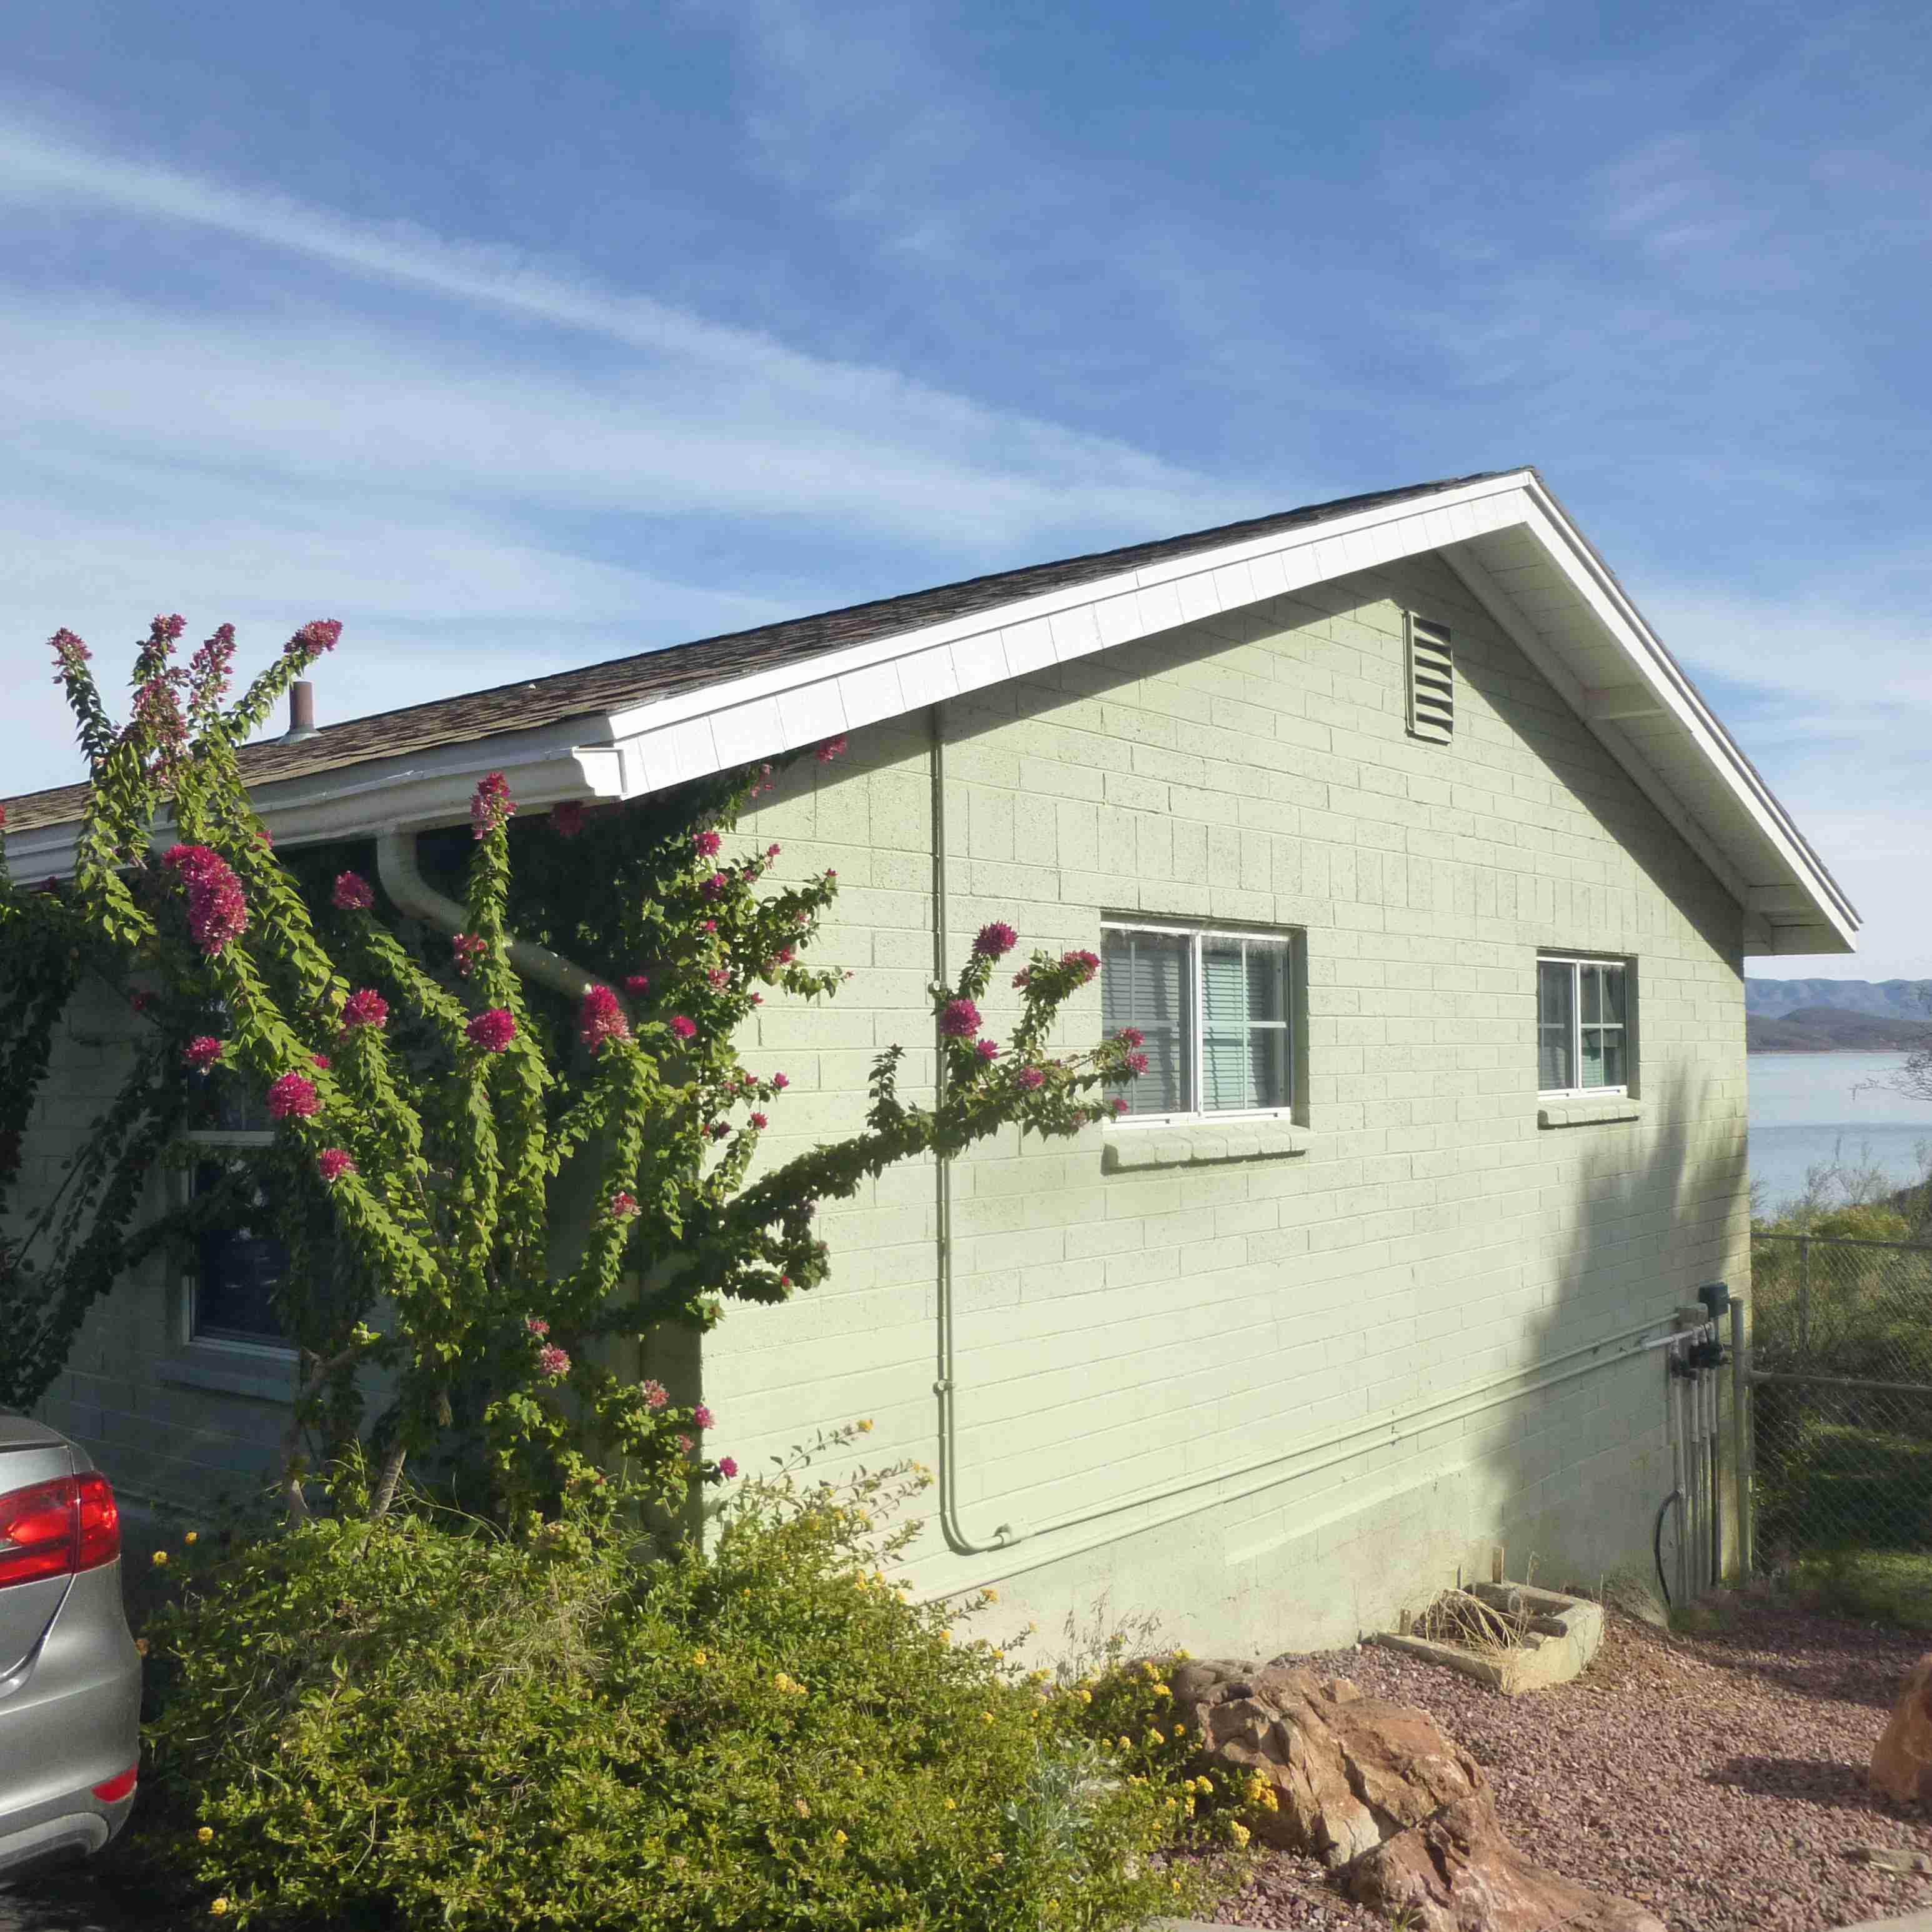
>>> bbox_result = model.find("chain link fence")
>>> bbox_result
[1750,1232,1932,1563]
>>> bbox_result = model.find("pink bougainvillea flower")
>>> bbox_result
[451,932,489,977]
[692,1403,715,1430]
[975,1038,1000,1061]
[771,1072,790,1090]
[692,829,722,856]
[1124,1051,1150,1077]
[129,989,156,1013]
[316,1147,356,1184]
[707,967,728,988]
[469,770,514,840]
[266,1072,319,1120]
[1012,968,1033,990]
[677,1433,694,1454]
[667,1013,697,1040]
[182,1036,224,1072]
[284,618,342,659]
[640,1380,669,1412]
[1016,1066,1045,1092]
[973,922,1018,959]
[708,1120,729,1140]
[163,844,247,955]
[537,1344,571,1380]
[341,988,389,1031]
[579,984,632,1052]
[1115,1025,1145,1049]
[623,973,650,997]
[609,1190,639,1221]
[716,1456,739,1478]
[331,870,374,911]
[549,801,586,837]
[1108,1095,1130,1117]
[702,919,719,934]
[467,1007,517,1053]
[1061,949,1101,982]
[816,737,847,763]
[939,997,981,1039]
[700,870,729,899]
[775,946,794,965]
[765,843,780,859]
[311,1052,331,1070]
[524,1315,550,1337]
[749,1111,769,1130]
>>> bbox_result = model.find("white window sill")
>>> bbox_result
[1103,1119,1310,1171]
[1537,1095,1642,1129]
[159,1350,298,1404]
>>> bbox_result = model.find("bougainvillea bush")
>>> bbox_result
[0,617,1140,1523]
[132,1446,1242,1932]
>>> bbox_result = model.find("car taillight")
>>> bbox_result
[0,1471,121,1589]
[92,1763,139,1803]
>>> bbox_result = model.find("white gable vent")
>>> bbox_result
[1405,613,1453,744]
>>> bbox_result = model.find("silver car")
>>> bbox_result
[0,1414,142,1875]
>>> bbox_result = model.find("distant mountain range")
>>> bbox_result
[1746,978,1932,1053]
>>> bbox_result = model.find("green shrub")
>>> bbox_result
[132,1448,1230,1931]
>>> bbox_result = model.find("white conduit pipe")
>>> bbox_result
[375,829,612,1005]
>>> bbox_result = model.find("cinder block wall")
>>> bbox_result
[715,552,1749,1657]
[22,982,293,1508]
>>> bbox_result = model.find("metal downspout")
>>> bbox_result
[928,706,1020,1556]
[374,828,612,1004]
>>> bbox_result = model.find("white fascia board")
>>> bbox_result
[599,472,1538,794]
[7,717,625,882]
[1511,479,1857,949]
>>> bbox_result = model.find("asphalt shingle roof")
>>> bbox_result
[1,471,1509,834]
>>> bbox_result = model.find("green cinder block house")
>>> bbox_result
[2,467,1856,1651]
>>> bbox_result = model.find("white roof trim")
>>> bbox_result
[6,468,1854,956]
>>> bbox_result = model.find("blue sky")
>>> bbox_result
[3,0,1926,975]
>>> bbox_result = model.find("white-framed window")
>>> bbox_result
[180,1080,293,1356]
[1537,954,1631,1096]
[1100,921,1297,1121]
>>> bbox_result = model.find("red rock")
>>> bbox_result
[1345,1793,1668,1931]
[1870,1651,1932,1804]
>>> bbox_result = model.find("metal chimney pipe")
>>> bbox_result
[287,680,317,740]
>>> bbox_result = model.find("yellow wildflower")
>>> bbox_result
[1118,1735,1133,1750]
[1153,1683,1172,1699]
[1173,1646,1192,1661]
[1257,1786,1280,1811]
[197,1826,214,1844]
[1077,1689,1092,1704]
[1228,1821,1250,1848]
[983,1586,998,1603]
[857,1418,874,1433]
[944,1797,957,1810]
[795,1798,811,1818]
[1172,1725,1185,1739]
[832,1830,848,1845]
[692,1650,709,1668]
[981,1711,994,1725]
[1028,1668,1050,1685]
[209,1904,229,1919]
[939,1630,951,1645]
[184,1531,198,1545]
[991,1648,1005,1661]
[151,1550,168,1566]
[1184,1796,1196,1817]
[135,1638,149,1657]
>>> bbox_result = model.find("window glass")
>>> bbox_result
[189,1160,290,1347]
[1537,960,1575,1092]
[1102,929,1192,1116]
[1105,927,1293,1117]
[1539,957,1630,1094]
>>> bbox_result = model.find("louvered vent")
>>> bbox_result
[1406,614,1453,744]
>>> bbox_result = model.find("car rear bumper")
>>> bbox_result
[0,1563,142,1875]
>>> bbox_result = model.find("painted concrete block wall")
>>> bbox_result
[21,982,294,1506]
[712,550,1749,1656]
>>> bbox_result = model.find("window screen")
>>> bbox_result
[1538,955,1631,1094]
[1102,924,1296,1118]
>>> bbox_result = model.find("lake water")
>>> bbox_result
[1749,1051,1932,1210]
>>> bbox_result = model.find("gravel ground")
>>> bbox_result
[1203,1598,1932,1932]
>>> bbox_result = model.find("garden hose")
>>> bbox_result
[1653,1490,1683,1609]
